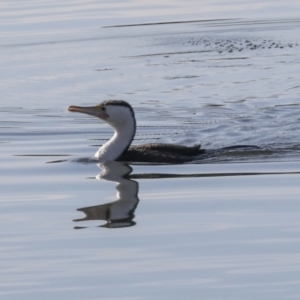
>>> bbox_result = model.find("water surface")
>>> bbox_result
[1,1,300,299]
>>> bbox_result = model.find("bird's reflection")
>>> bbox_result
[73,161,139,229]
[71,158,283,229]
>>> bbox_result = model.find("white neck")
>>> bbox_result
[94,118,135,161]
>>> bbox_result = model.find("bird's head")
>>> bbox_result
[68,100,135,128]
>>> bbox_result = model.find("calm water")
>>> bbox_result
[1,1,300,299]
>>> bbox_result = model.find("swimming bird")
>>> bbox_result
[68,100,206,163]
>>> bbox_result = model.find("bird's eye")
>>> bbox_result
[96,105,106,111]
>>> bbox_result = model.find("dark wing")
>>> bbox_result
[117,143,206,163]
[130,143,203,156]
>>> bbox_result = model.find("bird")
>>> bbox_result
[68,100,206,163]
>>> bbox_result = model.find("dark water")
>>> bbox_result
[1,3,300,299]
